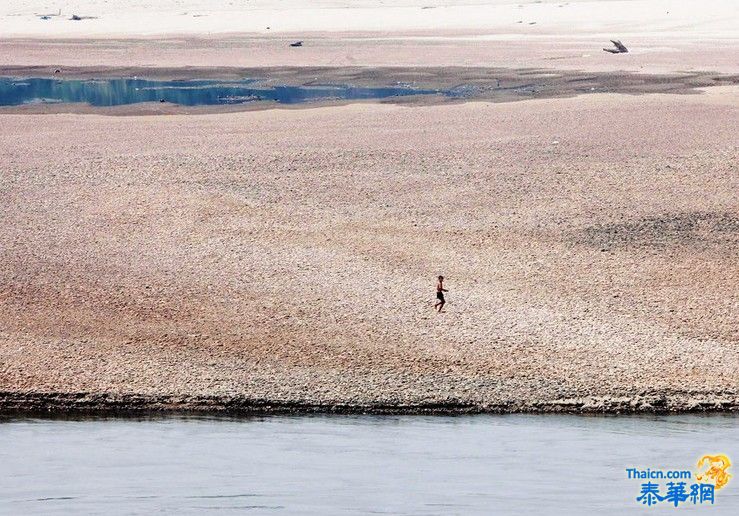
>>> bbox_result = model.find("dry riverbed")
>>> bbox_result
[0,75,737,414]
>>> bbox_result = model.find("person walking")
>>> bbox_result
[434,275,448,313]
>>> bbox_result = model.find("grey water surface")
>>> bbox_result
[0,77,443,106]
[1,414,737,515]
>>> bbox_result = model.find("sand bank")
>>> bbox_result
[1,86,737,414]
[1,0,737,415]
[2,1,737,74]
[2,1,736,38]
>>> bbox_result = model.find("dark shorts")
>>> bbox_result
[436,292,445,302]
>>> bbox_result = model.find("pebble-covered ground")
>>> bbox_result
[1,86,737,413]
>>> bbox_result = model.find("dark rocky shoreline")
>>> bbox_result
[2,391,737,417]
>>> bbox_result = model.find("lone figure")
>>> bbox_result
[434,275,448,313]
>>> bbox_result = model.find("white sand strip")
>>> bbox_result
[1,0,737,39]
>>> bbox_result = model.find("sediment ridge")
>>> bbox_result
[3,392,738,416]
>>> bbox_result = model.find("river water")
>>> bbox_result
[0,77,442,106]
[1,414,737,514]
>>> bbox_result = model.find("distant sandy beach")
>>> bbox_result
[1,1,737,414]
[1,0,738,72]
[2,0,736,38]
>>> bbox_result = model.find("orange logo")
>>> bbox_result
[696,455,732,490]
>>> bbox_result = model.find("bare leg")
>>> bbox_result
[437,301,445,313]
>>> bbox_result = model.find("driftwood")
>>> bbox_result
[37,9,61,20]
[603,40,628,54]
